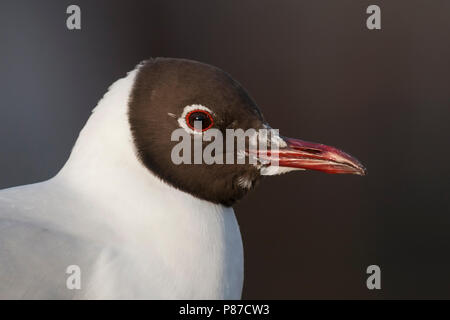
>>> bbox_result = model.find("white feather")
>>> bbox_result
[0,66,244,299]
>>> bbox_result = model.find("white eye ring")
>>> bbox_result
[177,104,214,135]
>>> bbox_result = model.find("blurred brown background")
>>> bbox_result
[0,0,449,299]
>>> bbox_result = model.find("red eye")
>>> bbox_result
[185,109,214,132]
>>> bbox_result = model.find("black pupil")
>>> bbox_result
[188,112,211,130]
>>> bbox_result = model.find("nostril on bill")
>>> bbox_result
[301,148,323,155]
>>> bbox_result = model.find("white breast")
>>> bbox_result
[0,64,244,299]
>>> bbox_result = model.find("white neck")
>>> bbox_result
[57,68,142,183]
[53,66,244,299]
